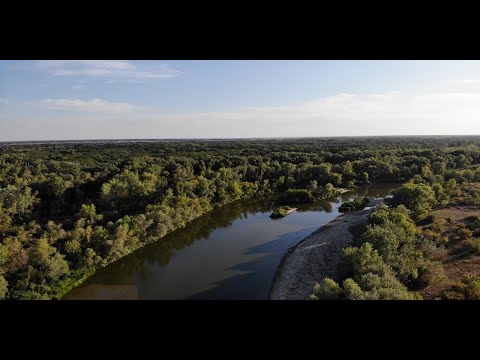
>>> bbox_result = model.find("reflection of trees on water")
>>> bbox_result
[295,200,333,213]
[86,196,276,284]
[85,184,397,286]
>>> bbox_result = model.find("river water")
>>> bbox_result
[64,184,395,300]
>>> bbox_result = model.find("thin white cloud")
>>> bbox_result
[39,98,137,114]
[0,97,8,104]
[34,60,181,81]
[3,89,480,141]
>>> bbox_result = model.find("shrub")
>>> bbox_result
[391,183,438,220]
[270,207,286,218]
[443,290,464,300]
[342,278,366,300]
[458,227,473,240]
[339,197,369,212]
[419,261,449,288]
[341,243,391,279]
[419,237,447,259]
[312,278,342,300]
[443,274,480,300]
[465,238,480,253]
[357,272,417,300]
[434,218,448,231]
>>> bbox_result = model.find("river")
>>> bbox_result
[64,184,396,300]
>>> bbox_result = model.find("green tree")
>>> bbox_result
[306,180,317,193]
[0,185,39,217]
[64,239,81,256]
[360,172,369,184]
[29,238,69,281]
[342,278,365,300]
[76,204,102,225]
[311,278,342,300]
[392,183,438,220]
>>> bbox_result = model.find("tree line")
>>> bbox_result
[1,136,480,299]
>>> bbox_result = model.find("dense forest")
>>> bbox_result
[1,136,480,300]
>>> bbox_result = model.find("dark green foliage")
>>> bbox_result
[391,183,438,220]
[313,205,426,300]
[338,242,420,299]
[1,136,479,299]
[279,189,315,204]
[310,278,342,300]
[339,197,369,212]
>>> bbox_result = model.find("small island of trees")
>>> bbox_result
[270,206,297,218]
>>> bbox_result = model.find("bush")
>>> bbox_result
[339,197,369,212]
[361,206,423,284]
[357,272,418,300]
[458,227,473,240]
[419,237,447,260]
[432,218,448,232]
[392,183,438,220]
[270,206,294,218]
[419,261,449,288]
[443,290,464,300]
[312,278,342,300]
[341,243,391,279]
[443,274,480,300]
[342,278,365,300]
[465,238,480,253]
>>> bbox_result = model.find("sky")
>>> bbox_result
[0,60,479,141]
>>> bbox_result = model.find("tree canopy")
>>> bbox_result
[1,136,480,299]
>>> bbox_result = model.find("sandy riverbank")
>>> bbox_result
[269,209,371,300]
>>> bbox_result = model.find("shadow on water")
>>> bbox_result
[68,196,278,288]
[186,228,311,300]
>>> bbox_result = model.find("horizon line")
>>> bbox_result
[2,134,480,145]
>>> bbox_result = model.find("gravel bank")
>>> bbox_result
[269,209,371,300]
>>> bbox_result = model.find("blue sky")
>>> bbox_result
[1,60,480,140]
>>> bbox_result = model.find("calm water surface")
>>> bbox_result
[64,184,395,300]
